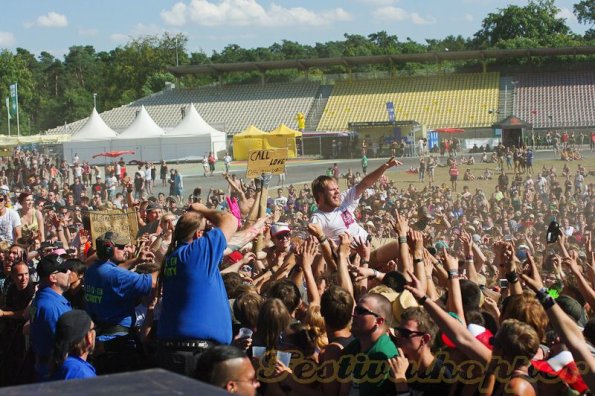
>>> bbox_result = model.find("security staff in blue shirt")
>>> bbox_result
[30,254,72,381]
[157,202,238,376]
[85,231,157,374]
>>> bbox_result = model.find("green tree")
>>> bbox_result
[574,0,595,38]
[473,0,570,47]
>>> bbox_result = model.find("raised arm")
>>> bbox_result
[188,202,238,241]
[355,157,402,197]
[406,271,491,365]
[521,254,595,391]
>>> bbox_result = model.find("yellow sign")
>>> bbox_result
[89,209,138,249]
[247,148,287,178]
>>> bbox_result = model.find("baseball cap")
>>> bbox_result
[146,202,162,212]
[37,254,70,277]
[270,223,291,237]
[97,231,129,247]
[54,310,92,351]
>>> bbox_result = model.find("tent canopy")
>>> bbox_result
[268,124,302,137]
[235,125,267,137]
[233,125,268,160]
[116,105,164,139]
[167,104,225,137]
[265,124,301,158]
[70,108,118,142]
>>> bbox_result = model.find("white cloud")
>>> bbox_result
[26,12,68,28]
[161,0,351,27]
[161,2,188,26]
[557,7,577,23]
[0,32,16,46]
[372,6,435,24]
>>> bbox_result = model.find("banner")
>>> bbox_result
[89,209,138,249]
[9,83,17,118]
[246,148,287,178]
[386,101,395,122]
[5,97,10,120]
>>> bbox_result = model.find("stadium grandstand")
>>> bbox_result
[45,46,595,143]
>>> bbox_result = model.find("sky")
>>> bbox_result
[0,0,588,59]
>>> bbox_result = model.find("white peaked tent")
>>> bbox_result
[163,104,227,160]
[111,105,165,161]
[62,108,119,163]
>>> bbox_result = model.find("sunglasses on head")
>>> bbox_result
[394,327,426,339]
[115,243,126,249]
[354,305,380,318]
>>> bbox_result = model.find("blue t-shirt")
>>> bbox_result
[84,260,152,332]
[157,228,230,344]
[52,356,96,380]
[31,287,72,358]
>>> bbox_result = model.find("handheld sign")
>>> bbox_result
[246,149,287,178]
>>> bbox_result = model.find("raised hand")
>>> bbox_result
[520,252,544,292]
[391,208,409,237]
[352,236,371,261]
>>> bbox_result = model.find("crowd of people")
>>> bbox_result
[1,144,595,396]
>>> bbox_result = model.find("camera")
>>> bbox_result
[498,279,509,289]
[546,221,560,244]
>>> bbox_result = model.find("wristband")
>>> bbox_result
[361,260,370,265]
[448,269,459,279]
[505,271,519,284]
[399,236,407,244]
[541,296,556,311]
[417,295,428,305]
[413,258,424,264]
[318,235,328,244]
[372,269,378,279]
[536,287,549,301]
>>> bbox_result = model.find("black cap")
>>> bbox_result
[54,310,92,352]
[146,202,162,212]
[97,231,129,246]
[37,254,70,277]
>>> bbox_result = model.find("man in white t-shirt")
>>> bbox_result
[0,189,21,244]
[310,157,402,264]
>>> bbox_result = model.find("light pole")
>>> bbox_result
[93,93,97,109]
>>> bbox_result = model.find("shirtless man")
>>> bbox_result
[224,174,256,218]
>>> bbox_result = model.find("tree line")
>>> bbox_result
[0,0,593,135]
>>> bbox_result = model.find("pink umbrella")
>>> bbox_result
[92,150,135,159]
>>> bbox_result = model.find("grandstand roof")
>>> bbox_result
[169,46,595,76]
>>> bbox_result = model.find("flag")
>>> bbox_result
[5,97,10,120]
[9,83,17,118]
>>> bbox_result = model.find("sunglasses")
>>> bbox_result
[115,244,127,249]
[394,327,426,339]
[354,305,380,318]
[0,197,4,202]
[276,233,291,239]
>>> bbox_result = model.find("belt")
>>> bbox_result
[159,339,217,351]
